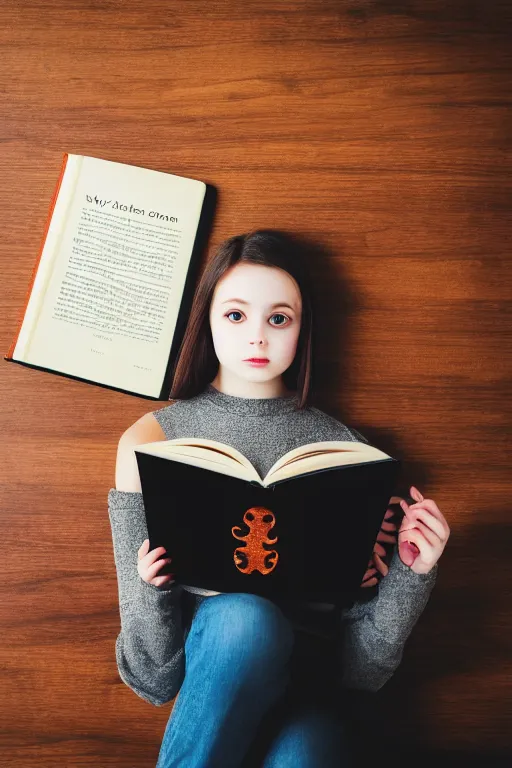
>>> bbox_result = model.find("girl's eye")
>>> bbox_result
[225,311,290,326]
[226,311,243,322]
[269,313,289,326]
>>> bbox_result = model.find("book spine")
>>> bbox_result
[4,152,69,361]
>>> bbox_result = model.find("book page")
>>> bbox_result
[137,437,259,476]
[135,439,261,484]
[17,154,206,396]
[263,440,389,485]
[264,441,364,478]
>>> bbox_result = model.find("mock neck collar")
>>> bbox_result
[202,383,300,416]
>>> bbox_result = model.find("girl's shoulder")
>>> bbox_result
[121,410,167,443]
[116,411,167,492]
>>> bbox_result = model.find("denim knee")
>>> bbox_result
[189,593,295,667]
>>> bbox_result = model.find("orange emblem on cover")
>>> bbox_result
[231,507,279,575]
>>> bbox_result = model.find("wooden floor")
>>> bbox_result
[1,1,511,765]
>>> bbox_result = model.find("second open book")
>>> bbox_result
[5,154,209,399]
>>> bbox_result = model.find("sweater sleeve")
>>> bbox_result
[107,488,186,706]
[338,547,438,692]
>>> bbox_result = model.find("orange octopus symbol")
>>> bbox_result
[231,506,279,575]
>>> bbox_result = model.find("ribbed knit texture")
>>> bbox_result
[107,383,437,706]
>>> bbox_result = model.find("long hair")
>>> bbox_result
[169,229,315,409]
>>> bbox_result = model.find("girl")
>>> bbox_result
[108,230,450,767]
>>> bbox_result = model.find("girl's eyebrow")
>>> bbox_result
[221,298,297,311]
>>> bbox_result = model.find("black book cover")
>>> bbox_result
[135,448,401,607]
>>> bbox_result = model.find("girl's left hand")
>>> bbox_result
[398,486,451,574]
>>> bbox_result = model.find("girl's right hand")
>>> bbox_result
[137,539,175,588]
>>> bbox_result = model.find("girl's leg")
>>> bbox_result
[258,703,352,767]
[241,629,355,768]
[156,592,295,768]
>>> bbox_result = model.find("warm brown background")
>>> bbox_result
[1,1,511,766]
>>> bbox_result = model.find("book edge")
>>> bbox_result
[2,357,163,399]
[263,455,399,488]
[5,151,70,361]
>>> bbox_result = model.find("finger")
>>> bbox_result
[398,530,439,571]
[141,545,169,566]
[138,539,149,557]
[400,518,438,548]
[361,576,379,588]
[400,502,447,541]
[377,530,398,544]
[398,527,436,558]
[362,566,378,580]
[407,509,447,542]
[399,539,420,567]
[138,541,167,562]
[403,497,449,533]
[373,542,387,557]
[154,575,176,587]
[380,519,398,532]
[146,557,173,580]
[410,486,424,503]
[374,552,389,577]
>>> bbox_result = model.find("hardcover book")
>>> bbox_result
[134,436,401,606]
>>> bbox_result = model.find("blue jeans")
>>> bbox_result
[155,592,354,767]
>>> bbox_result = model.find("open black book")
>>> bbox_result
[134,436,401,606]
[5,153,212,399]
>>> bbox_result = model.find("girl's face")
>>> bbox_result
[209,262,302,395]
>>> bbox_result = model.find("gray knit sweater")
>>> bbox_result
[107,383,437,706]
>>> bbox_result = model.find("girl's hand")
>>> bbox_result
[361,504,399,588]
[137,539,176,588]
[398,486,451,575]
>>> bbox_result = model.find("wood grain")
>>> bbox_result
[1,0,511,765]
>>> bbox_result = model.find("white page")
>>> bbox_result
[19,154,206,396]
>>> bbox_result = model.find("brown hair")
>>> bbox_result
[169,229,315,409]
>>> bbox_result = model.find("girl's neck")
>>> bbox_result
[209,372,294,400]
[204,383,299,416]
